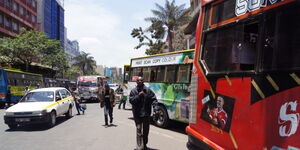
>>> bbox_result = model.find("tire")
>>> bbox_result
[0,103,5,109]
[153,105,169,128]
[48,111,56,127]
[8,124,17,129]
[65,106,72,118]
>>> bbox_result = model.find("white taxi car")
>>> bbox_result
[4,87,74,129]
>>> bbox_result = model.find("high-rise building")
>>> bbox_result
[37,0,64,46]
[65,39,80,65]
[184,0,201,49]
[0,0,38,38]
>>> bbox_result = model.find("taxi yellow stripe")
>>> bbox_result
[43,96,73,109]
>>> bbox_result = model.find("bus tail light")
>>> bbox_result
[189,74,198,124]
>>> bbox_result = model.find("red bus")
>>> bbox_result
[186,0,300,149]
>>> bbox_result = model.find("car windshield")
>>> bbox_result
[20,91,54,102]
[78,81,97,87]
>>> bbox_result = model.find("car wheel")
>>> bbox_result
[8,124,17,129]
[65,106,72,118]
[153,105,169,128]
[48,111,56,127]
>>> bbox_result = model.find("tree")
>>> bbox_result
[73,52,97,75]
[145,0,189,52]
[0,28,68,72]
[131,26,165,55]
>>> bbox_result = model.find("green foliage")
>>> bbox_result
[73,52,97,75]
[64,66,82,80]
[145,0,190,52]
[0,28,69,77]
[131,26,164,55]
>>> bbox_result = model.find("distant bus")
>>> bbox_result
[0,68,43,108]
[128,49,195,127]
[77,75,107,102]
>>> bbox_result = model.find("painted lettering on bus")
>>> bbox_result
[144,60,151,64]
[162,56,176,63]
[135,61,142,65]
[152,59,161,64]
[278,100,299,137]
[235,0,284,16]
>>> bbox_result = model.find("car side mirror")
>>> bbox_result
[56,97,61,101]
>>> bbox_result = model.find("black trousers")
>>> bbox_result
[134,117,150,150]
[118,99,126,109]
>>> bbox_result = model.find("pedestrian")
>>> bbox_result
[129,76,157,150]
[117,85,126,109]
[71,89,84,115]
[6,86,12,109]
[25,86,30,94]
[99,84,116,127]
[36,83,41,89]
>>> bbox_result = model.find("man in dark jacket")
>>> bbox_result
[100,84,116,127]
[129,76,157,150]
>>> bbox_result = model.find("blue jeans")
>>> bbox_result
[104,105,113,125]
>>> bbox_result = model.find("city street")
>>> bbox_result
[0,103,188,150]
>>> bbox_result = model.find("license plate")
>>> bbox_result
[15,118,30,122]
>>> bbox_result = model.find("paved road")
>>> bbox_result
[0,103,188,150]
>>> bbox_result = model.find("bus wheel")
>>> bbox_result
[153,105,169,128]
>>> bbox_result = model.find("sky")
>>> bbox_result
[64,0,189,68]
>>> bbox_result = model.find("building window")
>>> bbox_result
[12,21,18,31]
[12,1,18,11]
[20,6,24,16]
[5,16,11,28]
[26,10,30,19]
[32,0,36,8]
[0,14,3,25]
[32,15,36,23]
[5,0,11,8]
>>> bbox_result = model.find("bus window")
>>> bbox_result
[143,67,150,82]
[150,67,157,82]
[131,68,142,81]
[166,65,177,83]
[262,7,300,70]
[177,65,191,83]
[156,66,166,82]
[202,21,258,72]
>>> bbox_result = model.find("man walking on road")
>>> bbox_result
[100,84,116,127]
[129,76,157,150]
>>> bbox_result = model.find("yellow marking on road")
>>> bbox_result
[225,75,232,86]
[266,75,279,91]
[229,131,238,149]
[251,80,265,99]
[290,73,300,85]
[210,87,216,99]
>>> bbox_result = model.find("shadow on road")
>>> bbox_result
[5,116,72,132]
[127,117,187,135]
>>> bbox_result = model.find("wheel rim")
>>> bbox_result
[68,107,72,116]
[51,112,56,125]
[156,110,165,125]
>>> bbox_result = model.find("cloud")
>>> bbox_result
[64,0,146,68]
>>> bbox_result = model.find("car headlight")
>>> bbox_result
[32,110,47,116]
[4,111,14,116]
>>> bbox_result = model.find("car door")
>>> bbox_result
[55,91,64,116]
[59,89,69,113]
